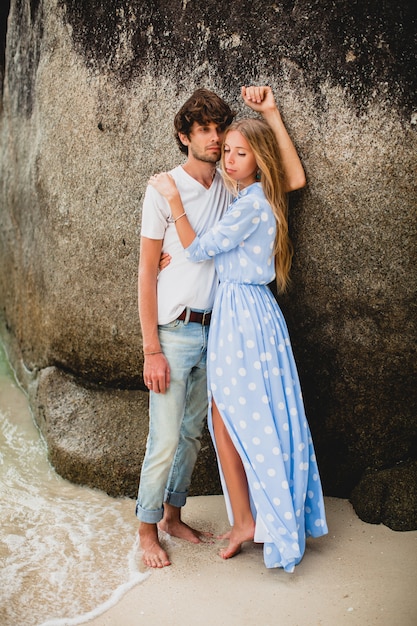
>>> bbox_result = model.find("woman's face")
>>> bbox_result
[222,130,258,189]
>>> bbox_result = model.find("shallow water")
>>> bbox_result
[0,343,148,626]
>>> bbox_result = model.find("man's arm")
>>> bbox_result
[242,85,306,192]
[138,236,170,393]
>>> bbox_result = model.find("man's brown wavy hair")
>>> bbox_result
[174,88,235,155]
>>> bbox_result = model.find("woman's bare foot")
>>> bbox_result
[158,518,212,544]
[217,529,231,540]
[139,523,171,568]
[219,521,255,560]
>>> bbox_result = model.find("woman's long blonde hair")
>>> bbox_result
[221,118,293,293]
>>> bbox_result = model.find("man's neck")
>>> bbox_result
[182,160,217,189]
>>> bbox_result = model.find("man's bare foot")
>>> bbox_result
[139,523,171,568]
[158,518,212,544]
[219,521,255,560]
[159,502,213,543]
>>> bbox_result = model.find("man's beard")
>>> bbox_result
[189,145,220,164]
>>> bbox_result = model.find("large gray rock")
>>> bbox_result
[33,365,220,497]
[350,460,417,532]
[0,0,416,528]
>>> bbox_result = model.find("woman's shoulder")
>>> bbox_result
[236,183,267,206]
[239,182,264,197]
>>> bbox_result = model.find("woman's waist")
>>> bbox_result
[218,279,272,287]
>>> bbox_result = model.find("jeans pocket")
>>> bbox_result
[158,319,181,331]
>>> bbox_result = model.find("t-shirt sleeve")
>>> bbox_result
[185,195,262,262]
[141,185,170,240]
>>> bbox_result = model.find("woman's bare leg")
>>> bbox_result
[212,401,255,558]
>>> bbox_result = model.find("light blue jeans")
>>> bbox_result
[136,317,209,523]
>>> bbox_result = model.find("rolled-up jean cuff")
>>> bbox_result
[164,488,187,508]
[135,502,164,524]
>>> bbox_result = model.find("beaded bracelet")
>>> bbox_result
[144,351,163,356]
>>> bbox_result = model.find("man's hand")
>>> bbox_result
[241,85,277,114]
[144,352,171,394]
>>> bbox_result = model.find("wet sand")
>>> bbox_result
[90,495,417,626]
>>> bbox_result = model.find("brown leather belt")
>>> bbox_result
[177,309,212,325]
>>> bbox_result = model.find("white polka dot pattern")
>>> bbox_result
[186,184,328,572]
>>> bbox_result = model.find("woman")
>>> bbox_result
[150,110,327,573]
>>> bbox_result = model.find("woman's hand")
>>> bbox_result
[241,85,277,114]
[149,172,179,202]
[242,85,306,192]
[159,252,171,271]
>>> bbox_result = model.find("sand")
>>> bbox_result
[88,495,417,626]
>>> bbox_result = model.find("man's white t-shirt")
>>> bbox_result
[141,165,232,325]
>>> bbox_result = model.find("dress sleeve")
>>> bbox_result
[185,194,262,262]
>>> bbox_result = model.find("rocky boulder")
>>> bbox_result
[0,0,416,529]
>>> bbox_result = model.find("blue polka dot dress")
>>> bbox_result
[185,183,328,572]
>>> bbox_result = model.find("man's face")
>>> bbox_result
[180,121,225,163]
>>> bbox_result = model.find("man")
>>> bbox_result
[136,86,306,569]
